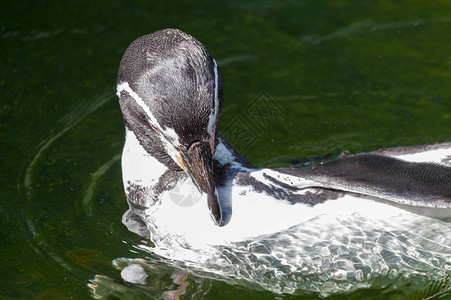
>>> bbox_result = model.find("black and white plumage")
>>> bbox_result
[117,29,225,225]
[116,29,451,245]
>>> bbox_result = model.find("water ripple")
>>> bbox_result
[117,211,451,297]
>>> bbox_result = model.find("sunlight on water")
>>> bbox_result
[118,209,451,297]
[6,1,451,298]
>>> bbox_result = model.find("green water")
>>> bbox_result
[1,0,451,298]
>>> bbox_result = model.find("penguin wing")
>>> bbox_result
[274,143,451,208]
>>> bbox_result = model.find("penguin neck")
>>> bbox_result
[124,121,181,171]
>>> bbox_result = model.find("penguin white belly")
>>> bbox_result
[142,183,415,247]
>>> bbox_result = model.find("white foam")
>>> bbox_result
[120,264,148,284]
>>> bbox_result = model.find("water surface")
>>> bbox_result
[1,0,451,298]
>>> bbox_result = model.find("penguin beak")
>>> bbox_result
[178,141,224,226]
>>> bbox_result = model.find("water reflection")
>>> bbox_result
[89,258,212,299]
[10,1,451,297]
[113,209,451,297]
[21,88,451,299]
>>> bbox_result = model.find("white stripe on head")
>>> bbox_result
[207,59,219,134]
[117,81,182,167]
[116,81,181,147]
